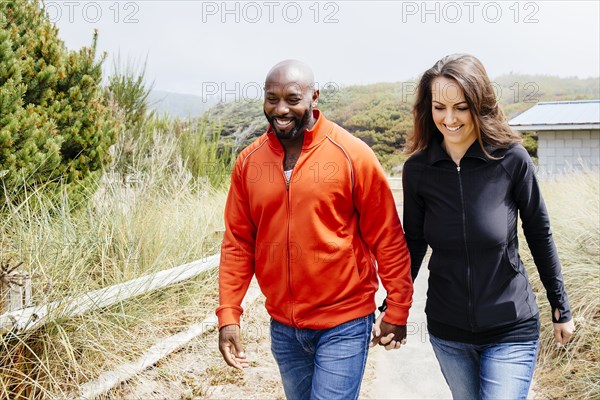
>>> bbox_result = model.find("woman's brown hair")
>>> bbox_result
[406,54,521,156]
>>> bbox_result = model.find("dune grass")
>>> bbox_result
[0,118,229,399]
[521,171,599,399]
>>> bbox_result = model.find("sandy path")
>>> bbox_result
[106,270,452,400]
[367,268,452,399]
[103,290,286,400]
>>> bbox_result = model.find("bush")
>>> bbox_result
[521,131,538,158]
[105,55,154,136]
[0,0,118,203]
[177,117,235,188]
[104,56,155,177]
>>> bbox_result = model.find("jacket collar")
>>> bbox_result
[267,109,332,152]
[426,133,499,165]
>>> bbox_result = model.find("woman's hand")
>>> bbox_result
[553,309,575,347]
[370,311,407,350]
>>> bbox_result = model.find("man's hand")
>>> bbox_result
[369,311,407,350]
[218,324,250,369]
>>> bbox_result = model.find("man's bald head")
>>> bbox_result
[265,59,315,90]
[263,60,319,142]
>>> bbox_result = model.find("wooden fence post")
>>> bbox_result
[1,260,33,399]
[0,261,32,315]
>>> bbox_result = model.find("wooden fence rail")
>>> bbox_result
[0,254,220,336]
[73,280,261,400]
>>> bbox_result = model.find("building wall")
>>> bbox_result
[537,129,600,173]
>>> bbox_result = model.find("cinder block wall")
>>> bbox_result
[537,129,600,173]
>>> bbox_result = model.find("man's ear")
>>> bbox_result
[312,89,320,107]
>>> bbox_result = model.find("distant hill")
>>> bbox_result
[493,74,600,116]
[148,90,216,118]
[200,74,599,170]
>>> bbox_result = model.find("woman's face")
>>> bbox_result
[430,76,477,150]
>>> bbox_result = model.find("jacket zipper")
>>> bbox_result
[283,165,295,325]
[457,165,475,330]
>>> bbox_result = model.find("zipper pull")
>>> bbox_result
[457,166,461,172]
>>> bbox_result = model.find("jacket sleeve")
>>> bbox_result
[352,144,413,326]
[215,157,257,328]
[402,161,429,281]
[509,145,572,323]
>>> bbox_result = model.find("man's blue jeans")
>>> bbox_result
[429,334,539,400]
[270,314,374,400]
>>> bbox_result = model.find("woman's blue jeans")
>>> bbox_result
[429,334,539,400]
[270,314,374,400]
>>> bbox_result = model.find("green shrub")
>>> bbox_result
[178,117,234,188]
[104,56,155,177]
[0,0,118,204]
[105,55,154,136]
[521,131,538,158]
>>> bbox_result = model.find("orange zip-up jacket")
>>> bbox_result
[216,110,413,329]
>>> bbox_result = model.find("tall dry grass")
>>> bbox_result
[521,171,599,399]
[0,117,229,399]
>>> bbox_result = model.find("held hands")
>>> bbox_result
[553,309,575,348]
[369,311,408,350]
[218,324,250,369]
[370,310,575,351]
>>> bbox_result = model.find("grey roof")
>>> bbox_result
[508,100,600,131]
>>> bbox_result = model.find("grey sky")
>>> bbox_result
[51,1,600,97]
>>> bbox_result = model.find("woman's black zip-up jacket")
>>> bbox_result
[402,135,571,334]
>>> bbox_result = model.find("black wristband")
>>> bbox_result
[378,298,388,313]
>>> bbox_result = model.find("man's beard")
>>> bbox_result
[265,107,312,140]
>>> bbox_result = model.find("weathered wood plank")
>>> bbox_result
[73,280,261,400]
[0,254,220,335]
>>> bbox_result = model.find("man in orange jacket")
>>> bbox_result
[217,59,413,400]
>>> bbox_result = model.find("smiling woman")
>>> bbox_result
[408,54,522,160]
[430,76,476,164]
[376,53,576,400]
